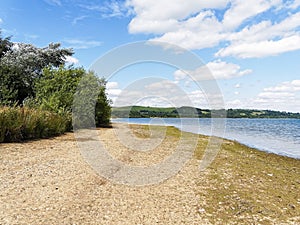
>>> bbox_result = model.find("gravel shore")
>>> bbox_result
[0,124,210,225]
[1,123,299,224]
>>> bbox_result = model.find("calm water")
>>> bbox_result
[112,118,300,159]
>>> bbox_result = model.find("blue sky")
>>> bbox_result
[1,0,300,112]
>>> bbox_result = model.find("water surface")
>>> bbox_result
[112,118,300,159]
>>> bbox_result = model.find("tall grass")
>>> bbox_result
[0,106,71,142]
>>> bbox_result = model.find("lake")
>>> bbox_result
[112,118,300,159]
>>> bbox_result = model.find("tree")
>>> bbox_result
[0,31,13,59]
[0,37,73,105]
[35,67,111,128]
[0,65,27,105]
[34,66,85,113]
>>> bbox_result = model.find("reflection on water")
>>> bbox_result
[112,118,300,159]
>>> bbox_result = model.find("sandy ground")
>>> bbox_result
[0,124,211,225]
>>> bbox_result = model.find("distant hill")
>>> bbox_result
[112,106,300,119]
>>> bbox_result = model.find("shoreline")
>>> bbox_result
[1,123,300,224]
[112,118,300,160]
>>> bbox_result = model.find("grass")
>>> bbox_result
[0,106,71,142]
[130,124,300,224]
[194,141,300,224]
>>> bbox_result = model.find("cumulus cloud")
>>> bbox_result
[222,0,280,30]
[127,0,228,34]
[227,80,300,112]
[216,35,300,58]
[126,0,300,58]
[106,81,122,104]
[263,80,300,92]
[0,18,3,24]
[174,60,252,81]
[252,80,300,109]
[106,81,119,89]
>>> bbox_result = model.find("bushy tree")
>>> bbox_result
[35,67,111,128]
[34,66,85,113]
[0,31,73,105]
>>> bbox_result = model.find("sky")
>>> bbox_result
[0,0,300,112]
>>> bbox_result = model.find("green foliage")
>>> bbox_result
[34,66,85,113]
[0,31,111,142]
[73,71,111,128]
[0,106,68,142]
[0,33,73,104]
[112,106,300,119]
[0,64,31,105]
[95,83,112,126]
[35,67,111,128]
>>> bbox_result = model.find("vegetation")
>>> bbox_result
[72,71,112,128]
[0,31,111,142]
[0,106,68,142]
[0,35,73,105]
[112,106,300,119]
[133,124,300,224]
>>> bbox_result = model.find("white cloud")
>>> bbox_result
[216,35,300,58]
[287,0,300,9]
[80,1,131,18]
[106,81,122,105]
[0,18,3,24]
[127,0,228,34]
[127,0,300,58]
[227,12,300,43]
[254,80,300,112]
[65,56,79,64]
[107,88,122,96]
[206,60,252,79]
[145,80,178,91]
[149,10,226,49]
[64,39,102,49]
[174,60,252,81]
[216,11,300,58]
[44,0,61,6]
[258,91,295,99]
[263,80,300,92]
[102,0,131,18]
[235,83,241,88]
[106,81,119,89]
[72,16,88,25]
[228,80,300,112]
[222,0,280,30]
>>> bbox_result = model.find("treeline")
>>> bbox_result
[0,32,111,142]
[112,106,300,119]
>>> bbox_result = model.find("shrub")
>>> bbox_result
[0,106,68,142]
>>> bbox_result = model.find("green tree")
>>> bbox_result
[0,36,73,105]
[35,67,111,129]
[34,66,85,113]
